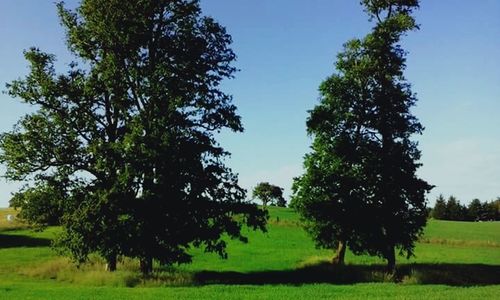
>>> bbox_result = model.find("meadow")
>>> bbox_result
[0,207,499,299]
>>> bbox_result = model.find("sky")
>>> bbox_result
[0,0,499,207]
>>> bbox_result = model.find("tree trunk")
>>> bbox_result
[105,254,117,272]
[386,245,396,274]
[140,257,153,275]
[332,240,347,265]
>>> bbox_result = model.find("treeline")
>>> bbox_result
[431,195,500,221]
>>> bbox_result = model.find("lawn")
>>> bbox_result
[0,207,499,299]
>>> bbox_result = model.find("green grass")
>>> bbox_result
[422,219,500,246]
[0,206,499,299]
[0,283,499,300]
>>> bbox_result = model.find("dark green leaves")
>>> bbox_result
[293,0,431,270]
[252,182,286,207]
[1,0,267,272]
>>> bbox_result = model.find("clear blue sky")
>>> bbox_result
[0,0,499,207]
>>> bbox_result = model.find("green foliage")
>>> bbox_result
[0,0,267,272]
[476,200,499,221]
[292,0,431,271]
[432,195,500,222]
[9,182,65,227]
[431,195,447,220]
[252,182,286,207]
[445,196,467,221]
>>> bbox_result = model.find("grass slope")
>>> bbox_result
[0,206,499,299]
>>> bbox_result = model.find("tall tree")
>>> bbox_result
[360,0,433,272]
[291,39,375,265]
[293,0,432,272]
[1,0,267,274]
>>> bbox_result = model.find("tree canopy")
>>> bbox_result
[252,182,286,207]
[0,0,267,274]
[292,0,432,272]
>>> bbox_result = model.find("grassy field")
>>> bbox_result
[0,207,499,299]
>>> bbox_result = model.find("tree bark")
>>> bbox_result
[332,240,347,265]
[105,254,117,272]
[386,245,396,274]
[140,257,153,275]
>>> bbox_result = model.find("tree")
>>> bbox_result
[293,0,432,272]
[432,195,447,220]
[252,182,286,207]
[1,0,267,274]
[291,40,375,265]
[0,46,131,271]
[482,201,498,221]
[494,198,500,220]
[276,196,287,208]
[467,198,483,221]
[445,196,466,221]
[434,196,499,222]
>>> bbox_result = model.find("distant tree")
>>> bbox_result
[293,0,432,271]
[467,198,483,221]
[494,198,500,220]
[253,182,286,207]
[434,196,499,222]
[470,199,498,221]
[1,0,268,274]
[432,195,447,220]
[445,196,467,221]
[276,196,287,208]
[425,207,432,218]
[482,201,498,221]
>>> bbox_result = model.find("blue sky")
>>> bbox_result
[0,0,499,207]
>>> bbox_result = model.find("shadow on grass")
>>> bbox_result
[194,263,500,286]
[0,233,51,248]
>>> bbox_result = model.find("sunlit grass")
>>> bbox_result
[0,206,499,298]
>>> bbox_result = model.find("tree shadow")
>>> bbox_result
[398,263,500,286]
[193,263,500,286]
[0,233,51,248]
